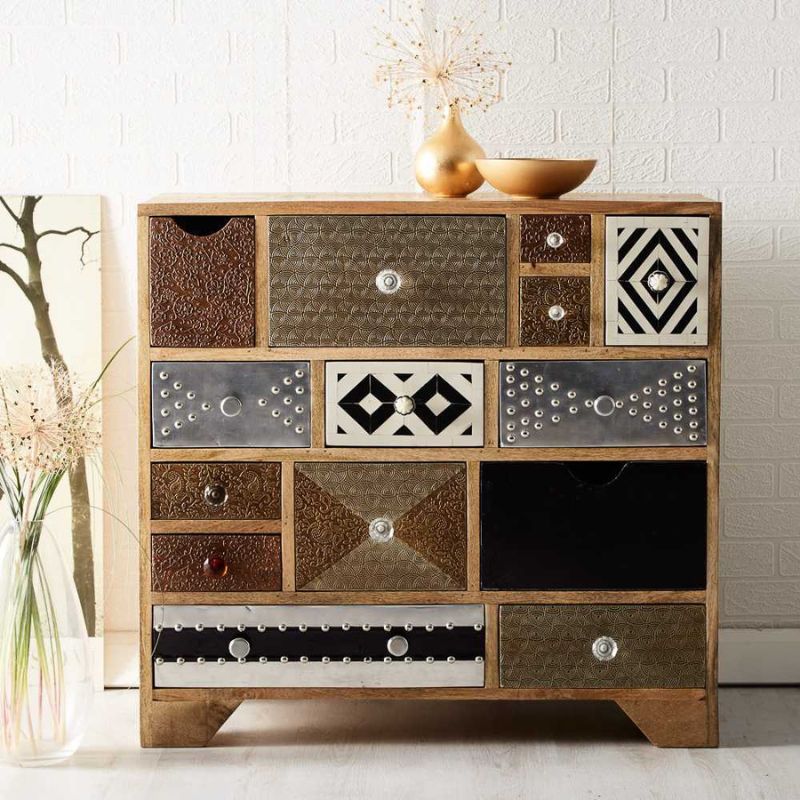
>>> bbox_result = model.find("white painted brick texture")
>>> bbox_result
[0,0,797,631]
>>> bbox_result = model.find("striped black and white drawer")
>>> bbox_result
[499,359,707,447]
[326,361,483,447]
[151,361,311,448]
[152,605,485,688]
[605,216,709,346]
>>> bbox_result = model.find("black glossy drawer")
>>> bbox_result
[480,461,707,591]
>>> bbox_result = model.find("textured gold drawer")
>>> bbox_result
[268,215,506,347]
[519,276,591,346]
[520,214,592,264]
[499,604,706,688]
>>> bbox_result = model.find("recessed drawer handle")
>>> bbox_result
[203,553,228,578]
[546,231,565,249]
[203,483,228,507]
[548,304,566,321]
[592,635,618,662]
[375,268,401,294]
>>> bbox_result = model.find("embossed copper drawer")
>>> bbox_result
[520,214,591,263]
[149,216,255,348]
[268,215,506,347]
[519,276,590,346]
[294,462,467,591]
[151,462,281,520]
[499,604,706,689]
[151,534,281,592]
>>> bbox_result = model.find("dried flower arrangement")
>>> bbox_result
[0,344,126,764]
[372,3,510,115]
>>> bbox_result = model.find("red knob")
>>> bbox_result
[203,554,228,578]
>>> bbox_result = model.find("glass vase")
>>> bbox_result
[0,519,93,766]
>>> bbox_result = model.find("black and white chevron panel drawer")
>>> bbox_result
[325,361,483,447]
[151,361,311,448]
[605,216,710,346]
[499,359,707,447]
[151,604,485,688]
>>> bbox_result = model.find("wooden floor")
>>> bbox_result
[1,688,797,798]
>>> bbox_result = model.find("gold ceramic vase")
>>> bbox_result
[414,104,485,198]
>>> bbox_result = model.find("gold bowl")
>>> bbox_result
[474,157,597,199]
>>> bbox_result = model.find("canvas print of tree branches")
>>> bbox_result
[0,196,102,641]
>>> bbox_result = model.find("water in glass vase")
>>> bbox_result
[0,520,93,766]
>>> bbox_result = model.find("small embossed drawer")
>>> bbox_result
[326,361,483,447]
[151,361,310,448]
[519,276,590,346]
[268,215,506,347]
[520,214,591,264]
[152,604,485,688]
[500,359,707,447]
[151,462,281,520]
[151,534,281,592]
[149,216,255,348]
[294,462,467,591]
[480,461,707,591]
[499,604,706,689]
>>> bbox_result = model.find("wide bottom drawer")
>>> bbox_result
[499,604,706,689]
[152,604,485,688]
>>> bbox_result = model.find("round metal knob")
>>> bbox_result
[393,395,415,415]
[386,635,409,658]
[593,395,616,417]
[203,483,228,507]
[375,268,401,294]
[592,635,618,662]
[228,637,251,659]
[203,554,228,579]
[220,395,243,417]
[369,517,394,543]
[546,231,565,249]
[548,304,566,321]
[647,270,670,292]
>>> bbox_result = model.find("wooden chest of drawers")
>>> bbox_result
[138,193,721,750]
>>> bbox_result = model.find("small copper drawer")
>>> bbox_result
[151,534,281,592]
[520,214,591,263]
[519,276,590,346]
[149,216,255,348]
[151,462,281,520]
[294,462,467,591]
[499,604,706,689]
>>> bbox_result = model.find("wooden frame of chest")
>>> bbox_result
[138,194,721,749]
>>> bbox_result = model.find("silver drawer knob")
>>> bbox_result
[393,395,415,415]
[220,395,243,417]
[647,270,670,292]
[548,304,566,321]
[228,637,251,659]
[546,231,565,249]
[203,483,228,507]
[369,517,394,543]
[592,636,618,662]
[387,635,409,658]
[593,395,616,417]
[375,268,401,294]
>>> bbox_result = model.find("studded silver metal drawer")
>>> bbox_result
[499,359,707,447]
[151,361,311,448]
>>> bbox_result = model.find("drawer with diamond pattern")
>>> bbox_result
[326,361,483,447]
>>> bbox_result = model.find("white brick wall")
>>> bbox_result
[0,0,798,632]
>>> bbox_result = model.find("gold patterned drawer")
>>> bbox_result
[149,216,255,348]
[151,462,281,520]
[294,462,467,591]
[520,214,591,264]
[151,534,282,592]
[268,215,506,347]
[499,604,706,689]
[519,276,590,346]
